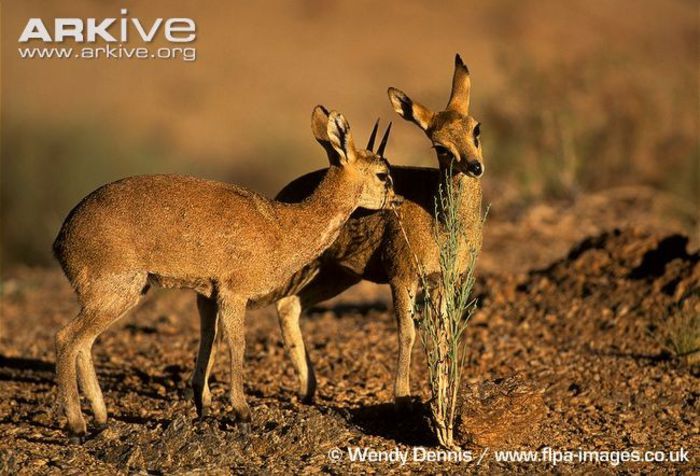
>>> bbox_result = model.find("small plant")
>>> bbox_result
[401,164,484,449]
[665,309,700,366]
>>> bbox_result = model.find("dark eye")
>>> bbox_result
[376,172,389,182]
[434,145,451,157]
[473,124,481,147]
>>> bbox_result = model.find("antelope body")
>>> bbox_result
[261,55,485,404]
[53,108,398,440]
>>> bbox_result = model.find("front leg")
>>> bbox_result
[390,279,417,406]
[279,266,361,403]
[276,295,316,403]
[215,291,251,430]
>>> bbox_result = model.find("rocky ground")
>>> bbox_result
[1,190,698,474]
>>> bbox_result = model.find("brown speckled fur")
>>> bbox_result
[52,107,399,439]
[255,55,484,405]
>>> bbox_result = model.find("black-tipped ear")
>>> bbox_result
[327,111,356,165]
[311,105,330,143]
[311,105,341,165]
[447,54,471,115]
[387,87,434,131]
[455,54,469,73]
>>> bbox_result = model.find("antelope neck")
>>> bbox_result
[277,165,360,259]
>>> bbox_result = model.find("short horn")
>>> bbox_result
[366,118,380,151]
[377,122,392,157]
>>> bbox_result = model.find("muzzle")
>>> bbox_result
[464,159,484,178]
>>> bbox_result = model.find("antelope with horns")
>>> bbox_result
[52,107,399,441]
[243,54,484,406]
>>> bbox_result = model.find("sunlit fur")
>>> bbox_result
[52,107,399,440]
[243,55,485,406]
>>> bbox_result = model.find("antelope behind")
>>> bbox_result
[254,54,484,406]
[52,107,399,441]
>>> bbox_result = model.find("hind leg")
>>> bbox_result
[56,272,146,440]
[76,348,107,429]
[192,294,218,417]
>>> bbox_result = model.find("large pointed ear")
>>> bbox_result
[446,54,470,115]
[311,105,330,142]
[387,87,434,131]
[310,105,339,164]
[326,111,357,165]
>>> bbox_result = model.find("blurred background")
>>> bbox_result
[2,0,698,270]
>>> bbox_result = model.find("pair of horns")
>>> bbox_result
[366,119,392,157]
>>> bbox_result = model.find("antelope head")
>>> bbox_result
[388,54,484,178]
[311,105,402,209]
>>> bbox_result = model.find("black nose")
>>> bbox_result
[467,161,483,177]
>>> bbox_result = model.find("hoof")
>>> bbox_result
[198,406,210,419]
[238,421,251,435]
[297,392,314,405]
[93,422,108,433]
[68,434,86,445]
[193,390,209,419]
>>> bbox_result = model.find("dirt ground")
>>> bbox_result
[1,191,698,474]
